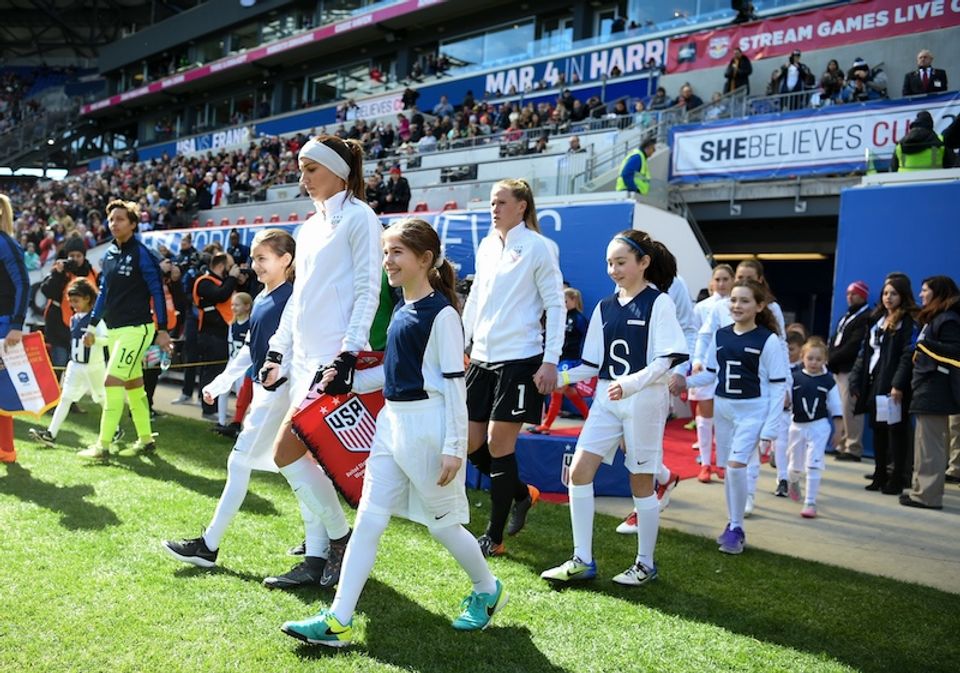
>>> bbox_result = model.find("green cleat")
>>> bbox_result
[281,609,353,647]
[452,578,508,631]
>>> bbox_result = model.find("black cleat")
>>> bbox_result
[263,557,327,589]
[319,531,351,588]
[774,479,789,498]
[28,428,56,447]
[162,533,218,568]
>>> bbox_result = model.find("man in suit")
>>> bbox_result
[902,49,948,96]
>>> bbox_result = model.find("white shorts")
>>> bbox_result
[687,381,715,402]
[787,419,832,473]
[60,360,106,405]
[575,381,669,475]
[358,397,469,528]
[231,382,288,472]
[714,396,767,466]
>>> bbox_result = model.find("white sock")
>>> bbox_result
[331,509,390,625]
[775,438,789,481]
[217,393,229,426]
[47,399,72,438]
[203,452,251,550]
[279,454,350,540]
[696,417,714,467]
[746,452,759,496]
[569,482,595,564]
[805,467,822,504]
[727,466,748,530]
[789,468,804,484]
[633,494,659,568]
[657,463,671,484]
[430,524,497,595]
[299,499,330,559]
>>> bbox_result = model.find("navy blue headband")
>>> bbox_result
[617,236,647,256]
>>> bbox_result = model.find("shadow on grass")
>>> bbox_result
[0,462,121,530]
[477,492,959,673]
[171,562,336,606]
[292,580,569,673]
[109,452,280,517]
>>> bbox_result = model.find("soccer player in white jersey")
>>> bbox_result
[685,279,787,554]
[29,279,107,447]
[282,219,506,647]
[259,135,382,589]
[462,179,565,557]
[540,230,688,586]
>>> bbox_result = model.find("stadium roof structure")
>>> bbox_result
[0,0,202,61]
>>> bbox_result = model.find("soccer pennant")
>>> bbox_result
[291,352,385,508]
[0,332,61,417]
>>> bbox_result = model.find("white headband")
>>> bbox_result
[299,138,350,181]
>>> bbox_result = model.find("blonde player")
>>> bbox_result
[162,230,295,567]
[786,337,842,518]
[29,279,107,446]
[281,219,505,647]
[540,230,687,586]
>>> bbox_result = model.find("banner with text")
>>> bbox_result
[669,91,960,182]
[669,0,960,74]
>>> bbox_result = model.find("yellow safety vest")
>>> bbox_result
[895,134,944,171]
[615,149,651,195]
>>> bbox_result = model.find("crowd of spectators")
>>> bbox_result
[0,71,44,135]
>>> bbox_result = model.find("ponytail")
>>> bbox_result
[430,260,460,312]
[614,229,677,290]
[342,138,366,201]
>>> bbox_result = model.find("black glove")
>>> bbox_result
[322,351,358,396]
[260,351,286,391]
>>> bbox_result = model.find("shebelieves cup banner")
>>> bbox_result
[291,352,385,508]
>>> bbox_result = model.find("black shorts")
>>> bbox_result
[466,355,544,425]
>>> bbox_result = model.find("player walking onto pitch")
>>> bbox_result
[684,279,787,554]
[161,230,295,567]
[78,200,171,462]
[29,279,107,447]
[259,135,382,589]
[463,178,565,557]
[540,230,687,586]
[282,219,506,646]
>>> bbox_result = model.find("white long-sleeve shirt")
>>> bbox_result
[268,190,382,366]
[667,275,697,376]
[462,223,565,364]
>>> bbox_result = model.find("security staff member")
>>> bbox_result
[616,138,656,195]
[892,110,957,172]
